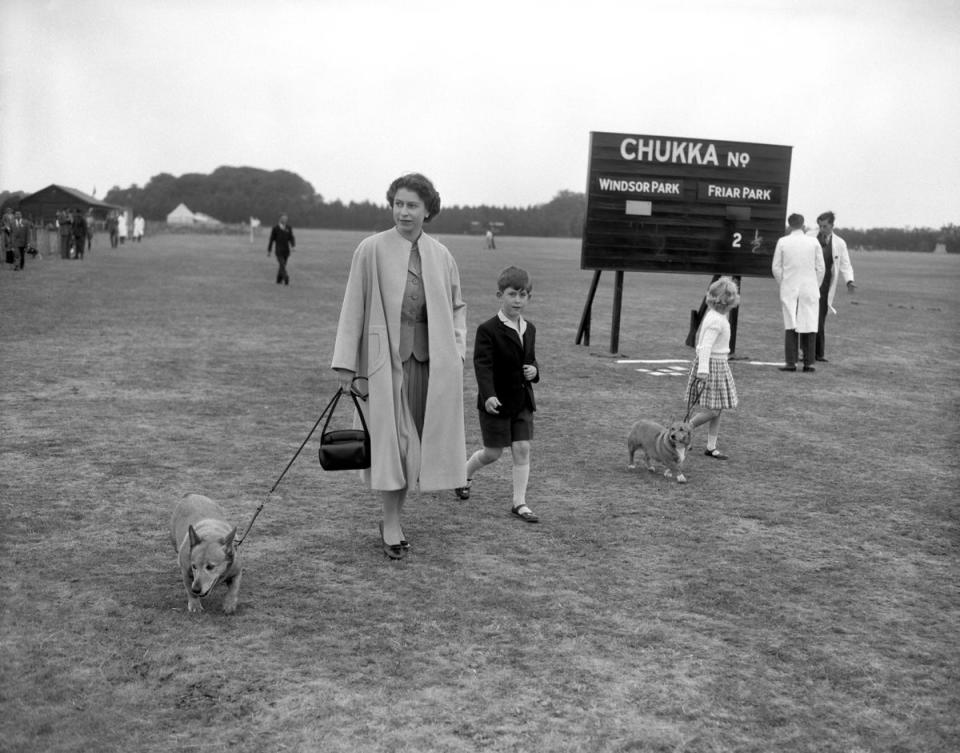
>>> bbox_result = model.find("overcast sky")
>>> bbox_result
[1,0,957,229]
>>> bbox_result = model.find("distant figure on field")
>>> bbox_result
[72,208,88,259]
[2,209,14,269]
[85,210,96,253]
[106,211,119,248]
[267,213,295,285]
[810,211,856,363]
[772,213,824,372]
[12,211,32,270]
[485,228,496,250]
[58,209,73,258]
[133,214,145,242]
[117,212,128,244]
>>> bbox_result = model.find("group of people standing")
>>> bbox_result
[104,211,145,248]
[772,211,856,371]
[1,207,149,268]
[55,208,95,259]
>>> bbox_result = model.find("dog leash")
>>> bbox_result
[236,379,367,549]
[684,379,706,423]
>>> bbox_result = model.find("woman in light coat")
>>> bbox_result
[332,173,467,559]
[772,213,825,371]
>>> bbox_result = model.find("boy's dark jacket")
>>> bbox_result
[473,315,539,416]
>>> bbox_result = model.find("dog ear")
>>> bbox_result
[188,525,202,547]
[222,527,237,549]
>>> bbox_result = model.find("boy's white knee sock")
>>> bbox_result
[512,463,530,507]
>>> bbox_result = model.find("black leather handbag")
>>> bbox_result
[318,387,370,471]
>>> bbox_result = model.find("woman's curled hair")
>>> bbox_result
[386,173,441,222]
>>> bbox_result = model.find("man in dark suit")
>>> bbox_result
[71,208,88,259]
[11,211,32,270]
[267,213,295,285]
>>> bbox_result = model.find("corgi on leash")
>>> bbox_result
[169,494,242,614]
[627,419,693,483]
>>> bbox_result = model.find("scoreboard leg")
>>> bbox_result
[576,269,602,346]
[610,270,624,354]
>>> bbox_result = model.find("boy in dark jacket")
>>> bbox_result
[455,266,541,522]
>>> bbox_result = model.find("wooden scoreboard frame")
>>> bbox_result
[581,131,792,277]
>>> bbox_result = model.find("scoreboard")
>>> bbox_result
[581,132,792,277]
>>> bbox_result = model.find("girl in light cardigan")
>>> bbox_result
[685,276,740,459]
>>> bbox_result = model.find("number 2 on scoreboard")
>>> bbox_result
[731,232,742,249]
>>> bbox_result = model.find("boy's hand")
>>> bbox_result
[484,396,502,415]
[523,364,537,381]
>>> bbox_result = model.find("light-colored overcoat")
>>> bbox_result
[772,229,825,332]
[332,228,467,491]
[808,231,855,312]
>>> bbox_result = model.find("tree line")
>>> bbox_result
[97,167,588,238]
[2,166,956,250]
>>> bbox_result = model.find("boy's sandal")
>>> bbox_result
[704,449,728,460]
[454,482,471,500]
[511,505,539,523]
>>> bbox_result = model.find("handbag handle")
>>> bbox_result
[322,380,369,437]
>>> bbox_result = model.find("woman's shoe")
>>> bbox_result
[704,448,728,460]
[379,522,406,560]
[454,481,472,500]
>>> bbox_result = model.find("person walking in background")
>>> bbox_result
[58,209,73,258]
[133,214,145,242]
[85,210,96,254]
[266,213,295,285]
[2,209,14,270]
[117,212,128,245]
[71,208,88,259]
[811,211,856,362]
[331,173,467,559]
[686,276,740,459]
[106,211,119,248]
[772,213,825,372]
[11,211,32,270]
[456,265,541,523]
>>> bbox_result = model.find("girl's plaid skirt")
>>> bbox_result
[685,356,738,410]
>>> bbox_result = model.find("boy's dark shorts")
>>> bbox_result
[478,408,534,448]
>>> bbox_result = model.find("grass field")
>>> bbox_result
[1,229,958,753]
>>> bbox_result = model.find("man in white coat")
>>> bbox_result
[772,213,825,372]
[811,211,856,362]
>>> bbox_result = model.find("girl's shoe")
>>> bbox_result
[704,448,728,460]
[454,481,472,500]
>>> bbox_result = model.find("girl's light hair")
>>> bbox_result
[706,276,741,313]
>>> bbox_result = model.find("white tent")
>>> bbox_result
[166,203,222,225]
[167,203,196,224]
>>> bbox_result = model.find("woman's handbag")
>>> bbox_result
[318,386,370,471]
